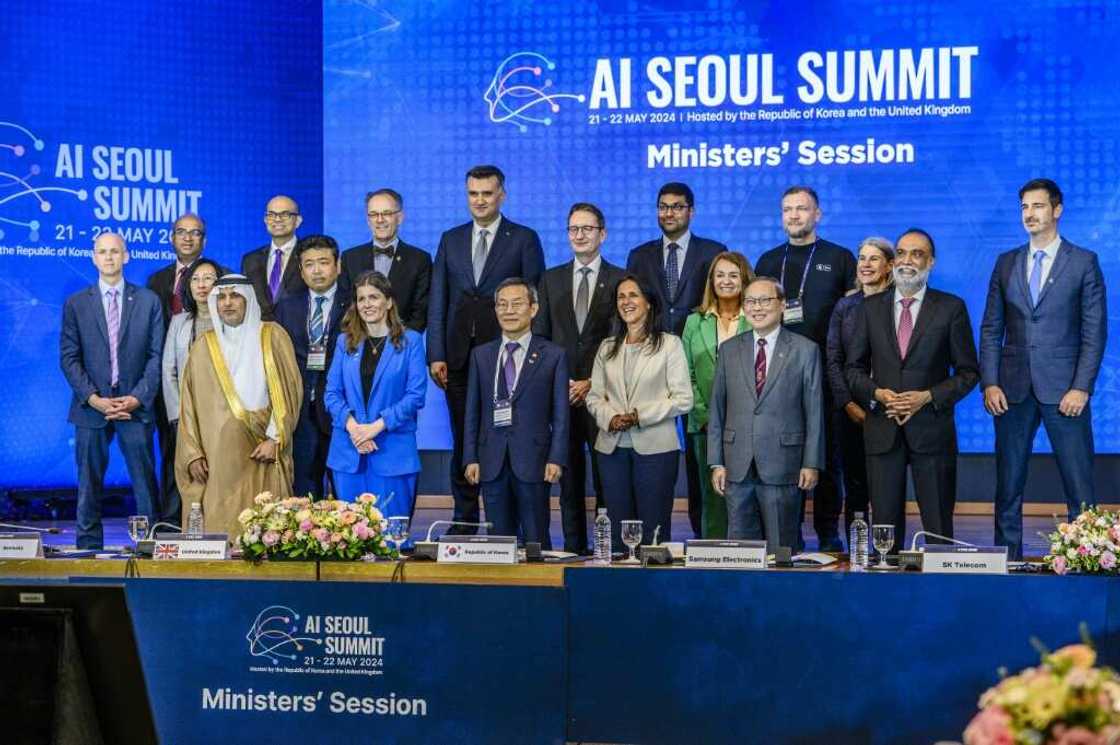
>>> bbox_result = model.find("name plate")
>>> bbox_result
[0,533,43,559]
[152,533,228,560]
[921,545,1008,575]
[438,535,518,564]
[685,539,767,570]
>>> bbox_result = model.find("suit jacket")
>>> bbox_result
[754,238,857,347]
[825,291,865,410]
[532,258,625,380]
[338,240,432,332]
[428,217,545,370]
[146,262,181,330]
[60,282,165,428]
[979,239,1106,405]
[323,330,427,476]
[707,330,824,485]
[241,243,306,320]
[845,288,980,455]
[586,333,693,455]
[626,235,725,335]
[273,287,351,434]
[463,336,569,483]
[681,310,750,433]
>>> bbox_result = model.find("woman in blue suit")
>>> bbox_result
[325,271,426,518]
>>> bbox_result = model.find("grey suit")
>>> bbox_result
[707,329,824,552]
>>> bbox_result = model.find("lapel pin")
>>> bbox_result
[528,352,539,364]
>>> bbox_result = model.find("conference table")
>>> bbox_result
[1,556,1114,745]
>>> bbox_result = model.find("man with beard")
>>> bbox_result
[845,229,979,549]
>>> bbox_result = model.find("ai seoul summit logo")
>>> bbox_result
[0,121,88,241]
[247,604,387,676]
[247,605,322,665]
[484,52,585,131]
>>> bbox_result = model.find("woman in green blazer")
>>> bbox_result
[681,251,753,538]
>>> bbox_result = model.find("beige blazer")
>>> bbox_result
[586,333,693,455]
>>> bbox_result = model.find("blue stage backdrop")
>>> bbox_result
[323,0,1120,454]
[1,1,323,487]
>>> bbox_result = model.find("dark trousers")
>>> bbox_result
[445,364,481,533]
[154,393,181,526]
[994,394,1095,560]
[481,455,552,549]
[810,405,843,542]
[683,424,703,538]
[725,468,801,554]
[598,447,678,548]
[292,408,331,499]
[867,429,956,553]
[558,404,602,554]
[837,411,870,542]
[75,420,158,550]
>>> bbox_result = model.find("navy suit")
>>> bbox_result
[273,287,350,497]
[427,216,545,532]
[60,282,164,548]
[464,336,568,548]
[980,239,1107,558]
[242,244,306,320]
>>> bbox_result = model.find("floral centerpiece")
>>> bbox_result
[964,637,1120,745]
[237,491,397,561]
[1044,507,1120,575]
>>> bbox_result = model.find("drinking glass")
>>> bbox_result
[620,520,643,564]
[382,516,410,556]
[872,524,895,569]
[127,515,149,554]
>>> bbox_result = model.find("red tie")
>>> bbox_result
[754,337,767,396]
[170,266,185,315]
[897,297,915,360]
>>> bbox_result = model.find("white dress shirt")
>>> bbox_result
[571,254,602,305]
[1025,234,1061,289]
[307,284,338,342]
[493,329,531,397]
[266,236,298,283]
[473,215,503,259]
[753,325,781,378]
[372,239,398,278]
[662,230,691,269]
[892,285,928,331]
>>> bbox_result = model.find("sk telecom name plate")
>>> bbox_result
[921,545,1008,575]
[685,539,767,569]
[438,535,518,564]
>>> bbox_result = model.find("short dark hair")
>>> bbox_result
[466,165,505,187]
[897,227,936,257]
[365,188,403,210]
[568,202,605,229]
[781,185,820,207]
[657,182,694,207]
[171,212,207,235]
[748,275,786,301]
[493,276,538,305]
[296,234,340,262]
[180,258,226,317]
[1019,178,1063,208]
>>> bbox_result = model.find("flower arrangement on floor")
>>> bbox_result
[1044,507,1120,576]
[964,636,1120,745]
[237,491,397,561]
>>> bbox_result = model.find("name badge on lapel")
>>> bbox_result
[493,399,513,428]
[307,341,327,371]
[783,298,804,325]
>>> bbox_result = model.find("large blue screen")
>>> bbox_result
[323,0,1120,454]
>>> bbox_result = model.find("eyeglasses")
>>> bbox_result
[495,300,530,312]
[566,225,602,237]
[189,273,218,285]
[173,228,204,238]
[743,296,779,309]
[367,209,401,221]
[657,203,691,214]
[265,211,299,221]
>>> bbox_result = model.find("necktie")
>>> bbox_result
[1028,249,1046,305]
[665,242,680,300]
[897,297,915,360]
[499,341,520,398]
[268,248,283,300]
[107,289,121,386]
[575,267,591,332]
[373,244,394,258]
[754,337,767,396]
[473,229,489,284]
[310,296,326,342]
[170,266,185,315]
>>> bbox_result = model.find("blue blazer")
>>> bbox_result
[323,329,426,476]
[427,217,544,370]
[979,240,1106,405]
[626,235,725,335]
[59,282,164,428]
[464,336,569,483]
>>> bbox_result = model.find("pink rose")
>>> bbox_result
[313,528,330,542]
[262,530,280,547]
[353,523,369,540]
[1050,724,1108,745]
[1053,555,1069,575]
[299,519,313,533]
[1079,544,1090,556]
[963,706,1013,745]
[358,492,376,504]
[330,532,343,543]
[1102,552,1117,570]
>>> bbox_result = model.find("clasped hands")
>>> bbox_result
[88,393,140,421]
[188,438,277,485]
[874,388,932,425]
[346,416,385,455]
[608,409,639,433]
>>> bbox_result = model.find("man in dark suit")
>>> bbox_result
[846,228,980,549]
[241,194,306,320]
[534,202,624,554]
[60,232,164,549]
[338,188,431,331]
[145,212,208,525]
[755,186,857,552]
[464,278,568,548]
[980,179,1107,560]
[626,182,725,540]
[273,235,350,498]
[428,165,545,534]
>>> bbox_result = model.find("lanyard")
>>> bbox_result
[779,241,817,301]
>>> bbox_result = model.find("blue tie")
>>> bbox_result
[1028,250,1046,306]
[310,296,326,342]
[665,243,680,300]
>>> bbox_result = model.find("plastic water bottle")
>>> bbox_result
[593,508,611,565]
[849,512,869,570]
[187,503,204,537]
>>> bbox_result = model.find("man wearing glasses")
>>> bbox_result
[533,202,625,554]
[338,188,432,331]
[626,182,726,540]
[242,195,306,319]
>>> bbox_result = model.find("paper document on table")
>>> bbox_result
[791,552,838,566]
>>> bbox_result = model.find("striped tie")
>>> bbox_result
[107,288,121,386]
[754,337,767,396]
[897,298,915,360]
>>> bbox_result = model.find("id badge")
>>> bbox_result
[307,342,327,371]
[493,399,513,428]
[783,298,804,325]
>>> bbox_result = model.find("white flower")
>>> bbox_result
[1067,548,1079,560]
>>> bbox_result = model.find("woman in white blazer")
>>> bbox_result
[162,259,224,426]
[587,274,693,547]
